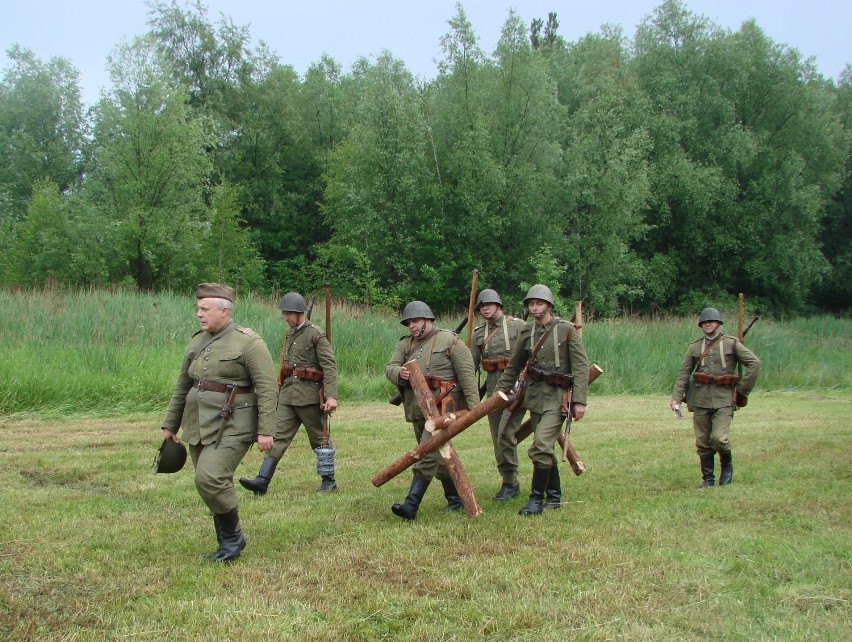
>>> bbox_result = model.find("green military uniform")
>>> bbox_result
[270,320,338,460]
[385,328,480,480]
[497,317,589,467]
[672,333,761,457]
[471,312,527,486]
[162,319,278,515]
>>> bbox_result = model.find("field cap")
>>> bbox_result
[196,282,235,302]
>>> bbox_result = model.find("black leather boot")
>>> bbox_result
[239,457,278,496]
[493,481,520,501]
[211,508,246,562]
[391,474,431,520]
[544,466,562,509]
[719,451,733,485]
[317,475,337,492]
[440,477,463,511]
[698,454,715,489]
[519,466,551,516]
[201,513,224,559]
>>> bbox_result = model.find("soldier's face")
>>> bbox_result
[479,303,500,321]
[282,311,304,328]
[197,298,229,333]
[527,299,552,323]
[701,321,721,336]
[406,318,431,339]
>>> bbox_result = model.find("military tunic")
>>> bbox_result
[471,313,527,484]
[672,333,761,455]
[270,321,338,460]
[497,317,589,467]
[385,329,479,479]
[161,320,278,513]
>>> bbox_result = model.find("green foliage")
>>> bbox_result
[0,289,849,417]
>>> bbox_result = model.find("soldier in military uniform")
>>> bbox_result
[239,292,339,495]
[161,283,278,562]
[385,301,480,520]
[470,288,527,501]
[497,284,589,516]
[671,308,761,488]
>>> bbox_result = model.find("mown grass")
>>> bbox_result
[1,287,849,417]
[1,394,849,640]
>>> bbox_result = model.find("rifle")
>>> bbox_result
[465,269,479,348]
[306,296,317,321]
[560,387,574,462]
[388,316,469,406]
[735,292,759,408]
[501,324,556,427]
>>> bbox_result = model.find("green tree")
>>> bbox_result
[8,180,71,285]
[85,36,212,290]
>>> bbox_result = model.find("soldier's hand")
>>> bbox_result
[257,434,274,451]
[399,366,410,381]
[162,429,179,442]
[572,403,586,420]
[323,397,338,413]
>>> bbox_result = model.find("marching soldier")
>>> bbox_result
[470,288,527,501]
[385,301,480,520]
[239,292,338,496]
[671,308,761,488]
[161,283,278,562]
[497,284,589,516]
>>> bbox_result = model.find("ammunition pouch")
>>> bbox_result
[481,357,510,372]
[692,371,740,387]
[528,366,574,390]
[281,364,324,383]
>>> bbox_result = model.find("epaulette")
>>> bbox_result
[236,326,260,337]
[689,337,703,344]
[474,322,486,331]
[191,329,204,337]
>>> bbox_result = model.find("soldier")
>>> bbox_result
[385,301,480,520]
[497,284,589,516]
[160,283,278,562]
[470,288,527,501]
[240,292,338,495]
[671,308,761,488]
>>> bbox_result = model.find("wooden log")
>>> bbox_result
[431,433,482,518]
[371,392,509,487]
[406,359,440,418]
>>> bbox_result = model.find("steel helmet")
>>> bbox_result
[400,301,435,325]
[153,439,187,474]
[278,292,307,313]
[698,307,724,326]
[523,284,555,307]
[476,288,503,309]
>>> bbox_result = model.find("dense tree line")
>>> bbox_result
[0,0,848,315]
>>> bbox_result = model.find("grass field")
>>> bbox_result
[2,393,849,641]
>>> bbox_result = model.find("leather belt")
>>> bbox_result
[194,380,253,394]
[481,357,509,372]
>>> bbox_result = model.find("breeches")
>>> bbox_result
[692,406,734,455]
[269,403,327,461]
[525,409,562,467]
[411,420,449,481]
[489,405,520,481]
[189,440,252,514]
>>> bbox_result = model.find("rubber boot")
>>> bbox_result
[317,475,338,492]
[201,513,224,559]
[719,451,733,485]
[440,477,463,511]
[391,474,431,520]
[544,466,562,509]
[519,466,551,516]
[211,508,245,562]
[493,481,520,501]
[698,454,715,489]
[239,457,278,496]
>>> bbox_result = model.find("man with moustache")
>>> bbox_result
[161,283,278,562]
[385,301,480,520]
[239,291,339,496]
[496,284,589,516]
[470,288,527,501]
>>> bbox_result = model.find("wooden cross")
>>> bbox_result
[371,359,510,518]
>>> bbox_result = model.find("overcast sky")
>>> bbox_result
[1,0,849,107]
